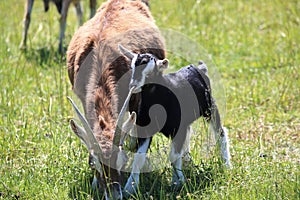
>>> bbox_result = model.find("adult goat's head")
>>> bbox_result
[119,44,169,93]
[67,93,136,199]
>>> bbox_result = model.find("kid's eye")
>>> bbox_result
[140,58,148,65]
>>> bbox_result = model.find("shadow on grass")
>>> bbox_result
[68,161,220,200]
[69,174,105,200]
[125,162,217,200]
[21,46,65,67]
[182,162,216,193]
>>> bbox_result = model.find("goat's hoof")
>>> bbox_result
[170,180,184,191]
[225,161,232,169]
[91,176,100,191]
[182,153,193,168]
[106,183,123,200]
[171,176,185,191]
[123,189,136,199]
[123,183,137,198]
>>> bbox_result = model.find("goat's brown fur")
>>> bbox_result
[67,0,165,194]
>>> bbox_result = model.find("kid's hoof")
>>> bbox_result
[123,181,138,198]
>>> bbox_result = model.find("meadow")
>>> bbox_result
[0,0,299,199]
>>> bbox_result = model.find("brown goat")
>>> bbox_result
[67,0,164,199]
[20,0,97,53]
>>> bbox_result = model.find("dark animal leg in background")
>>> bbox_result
[89,0,96,18]
[54,0,63,14]
[43,0,50,12]
[74,1,83,26]
[20,0,34,49]
[58,0,72,53]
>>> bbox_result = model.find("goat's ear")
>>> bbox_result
[156,58,169,72]
[70,119,90,148]
[118,44,135,60]
[122,112,136,134]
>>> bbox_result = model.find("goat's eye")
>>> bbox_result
[140,58,148,65]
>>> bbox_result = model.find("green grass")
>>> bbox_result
[0,0,299,199]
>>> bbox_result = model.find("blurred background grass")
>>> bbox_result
[0,0,299,199]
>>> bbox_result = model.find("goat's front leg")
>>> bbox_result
[58,0,71,53]
[210,103,231,168]
[20,0,34,49]
[123,138,151,197]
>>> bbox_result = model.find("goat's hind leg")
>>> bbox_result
[182,126,193,167]
[170,143,185,188]
[210,102,231,168]
[169,127,191,188]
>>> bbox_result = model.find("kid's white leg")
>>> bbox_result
[124,138,151,196]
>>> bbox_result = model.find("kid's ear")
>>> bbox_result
[156,58,169,72]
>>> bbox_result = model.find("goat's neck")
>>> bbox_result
[141,73,169,93]
[146,71,165,85]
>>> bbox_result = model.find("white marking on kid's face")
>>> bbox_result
[130,55,156,93]
[131,54,138,72]
[129,54,140,93]
[143,58,155,75]
[131,57,156,93]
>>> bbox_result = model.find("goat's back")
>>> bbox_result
[67,0,165,88]
[66,0,166,158]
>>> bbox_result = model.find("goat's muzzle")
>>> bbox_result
[105,182,123,200]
